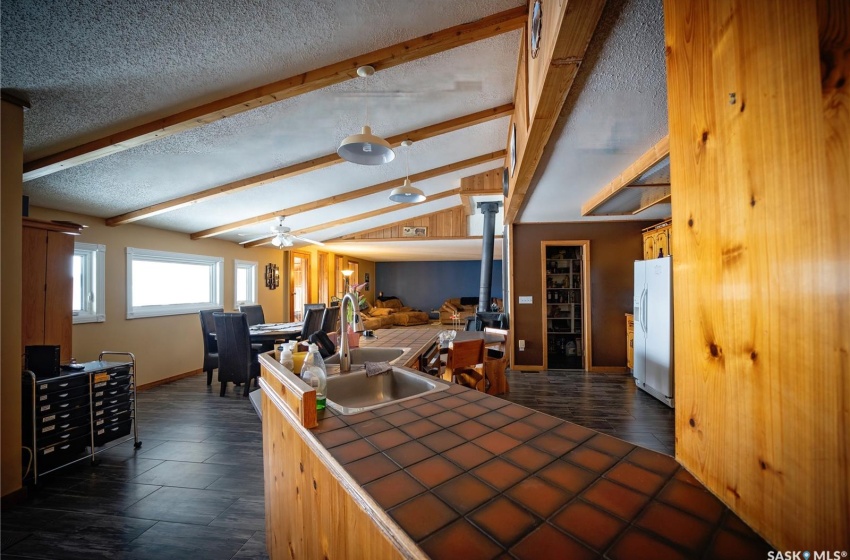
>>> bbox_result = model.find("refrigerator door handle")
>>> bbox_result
[641,287,649,334]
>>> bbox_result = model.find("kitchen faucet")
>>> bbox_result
[338,291,365,372]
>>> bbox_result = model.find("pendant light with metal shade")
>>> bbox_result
[389,140,426,203]
[337,66,395,166]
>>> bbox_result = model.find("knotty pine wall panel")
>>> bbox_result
[665,0,848,549]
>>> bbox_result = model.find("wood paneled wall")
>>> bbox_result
[342,206,467,240]
[1,99,25,499]
[665,0,849,549]
[511,222,652,370]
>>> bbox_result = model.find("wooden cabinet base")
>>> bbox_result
[259,358,424,559]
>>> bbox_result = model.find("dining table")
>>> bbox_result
[247,322,303,347]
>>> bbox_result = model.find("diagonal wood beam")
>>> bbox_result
[243,188,461,248]
[106,104,513,226]
[580,135,670,216]
[334,205,466,240]
[504,0,606,224]
[191,151,505,239]
[23,7,526,182]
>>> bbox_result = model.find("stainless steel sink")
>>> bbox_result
[325,367,450,414]
[324,347,407,365]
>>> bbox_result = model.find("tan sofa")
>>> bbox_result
[360,297,429,330]
[439,297,503,325]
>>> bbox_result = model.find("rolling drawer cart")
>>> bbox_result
[22,351,141,485]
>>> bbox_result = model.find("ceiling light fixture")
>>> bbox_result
[338,66,395,166]
[389,140,426,203]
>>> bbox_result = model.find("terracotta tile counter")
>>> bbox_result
[258,339,771,559]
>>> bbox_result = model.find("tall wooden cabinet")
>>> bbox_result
[543,243,589,370]
[22,218,82,364]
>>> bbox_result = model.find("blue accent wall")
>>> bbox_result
[375,260,503,313]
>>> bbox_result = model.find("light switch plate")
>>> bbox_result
[518,296,533,304]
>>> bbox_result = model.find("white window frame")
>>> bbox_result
[73,242,106,324]
[126,247,223,319]
[234,259,258,308]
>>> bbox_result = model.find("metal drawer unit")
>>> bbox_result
[22,351,141,485]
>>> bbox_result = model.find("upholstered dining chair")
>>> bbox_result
[213,312,260,397]
[303,302,326,320]
[199,307,223,386]
[298,307,325,342]
[238,304,265,327]
[445,338,485,390]
[319,306,341,334]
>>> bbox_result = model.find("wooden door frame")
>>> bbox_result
[289,250,312,322]
[540,240,592,371]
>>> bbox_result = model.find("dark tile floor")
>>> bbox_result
[503,369,676,455]
[0,368,712,558]
[1,377,267,560]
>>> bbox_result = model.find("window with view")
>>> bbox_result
[234,260,258,307]
[73,242,105,323]
[126,248,222,319]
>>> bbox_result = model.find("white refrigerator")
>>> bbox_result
[633,257,674,408]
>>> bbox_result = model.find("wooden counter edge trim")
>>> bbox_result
[258,353,317,428]
[258,376,427,560]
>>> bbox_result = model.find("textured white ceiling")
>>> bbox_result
[520,0,669,224]
[2,0,670,262]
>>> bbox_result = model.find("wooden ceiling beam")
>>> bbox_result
[106,104,513,226]
[190,151,504,239]
[243,188,461,248]
[23,7,526,181]
[580,135,670,216]
[503,0,606,224]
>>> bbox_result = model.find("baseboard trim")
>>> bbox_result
[1,486,28,509]
[137,369,203,392]
[589,366,630,374]
[511,365,545,372]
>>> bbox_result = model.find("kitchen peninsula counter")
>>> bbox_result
[258,348,769,559]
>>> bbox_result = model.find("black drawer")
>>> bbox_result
[92,391,130,411]
[95,406,131,428]
[38,424,91,448]
[93,400,131,421]
[37,403,90,427]
[92,382,130,400]
[34,374,89,395]
[35,384,89,406]
[37,411,90,438]
[36,394,90,416]
[92,420,132,447]
[37,435,89,471]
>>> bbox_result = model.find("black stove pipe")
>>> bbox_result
[477,202,501,314]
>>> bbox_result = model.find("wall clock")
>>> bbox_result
[531,0,543,59]
[509,122,517,177]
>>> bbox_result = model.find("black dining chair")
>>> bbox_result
[213,312,260,397]
[199,307,223,386]
[238,304,265,327]
[320,306,340,334]
[303,302,326,320]
[298,307,325,342]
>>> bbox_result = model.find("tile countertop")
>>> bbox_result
[355,326,442,369]
[304,365,773,559]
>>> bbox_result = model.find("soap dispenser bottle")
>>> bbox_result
[300,343,327,410]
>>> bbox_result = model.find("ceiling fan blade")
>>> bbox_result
[289,234,325,246]
[238,234,274,245]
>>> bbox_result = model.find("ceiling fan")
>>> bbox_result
[238,217,324,248]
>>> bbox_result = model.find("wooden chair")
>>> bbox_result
[483,327,510,395]
[445,338,485,390]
